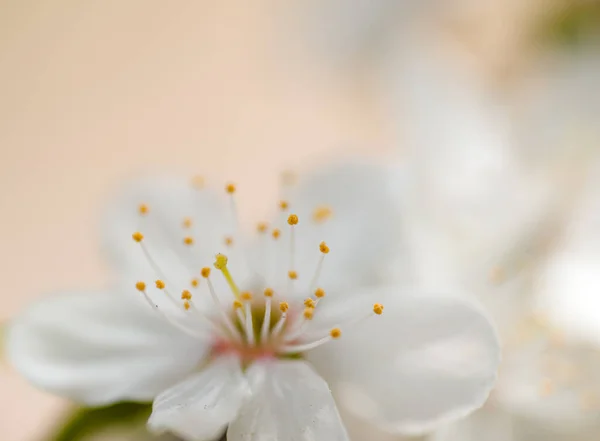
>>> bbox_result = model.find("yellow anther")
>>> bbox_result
[191,278,200,288]
[279,200,289,211]
[264,288,274,297]
[312,205,333,223]
[241,291,253,301]
[182,217,193,228]
[224,236,234,247]
[233,300,243,309]
[373,303,384,315]
[279,302,289,313]
[155,280,165,289]
[181,290,192,300]
[287,214,299,225]
[288,270,298,280]
[132,231,144,242]
[304,298,316,308]
[138,204,149,215]
[214,254,228,270]
[319,241,330,254]
[303,308,314,320]
[272,228,281,239]
[135,281,146,292]
[330,328,342,339]
[315,288,326,298]
[257,222,268,233]
[191,175,205,189]
[183,301,191,310]
[201,267,211,278]
[183,236,194,246]
[539,379,554,397]
[214,253,240,300]
[226,183,236,194]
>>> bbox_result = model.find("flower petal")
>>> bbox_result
[260,163,401,295]
[307,285,500,435]
[227,360,349,441]
[7,290,206,405]
[148,355,248,441]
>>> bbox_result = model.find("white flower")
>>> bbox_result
[7,164,500,441]
[431,315,600,441]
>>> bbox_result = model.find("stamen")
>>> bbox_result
[181,290,192,300]
[279,200,289,211]
[182,217,193,228]
[261,288,274,342]
[214,254,241,300]
[271,302,289,337]
[312,205,333,223]
[309,242,329,294]
[134,281,208,340]
[203,269,243,342]
[303,307,314,320]
[233,300,247,340]
[190,278,200,288]
[224,236,234,247]
[315,288,326,298]
[304,298,316,308]
[138,204,149,215]
[280,327,341,354]
[132,232,144,242]
[155,280,166,289]
[241,292,255,346]
[191,175,205,189]
[272,229,281,240]
[183,236,194,246]
[287,214,298,291]
[257,222,268,234]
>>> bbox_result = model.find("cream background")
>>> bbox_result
[0,1,390,439]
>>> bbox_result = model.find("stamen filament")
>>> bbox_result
[205,276,242,341]
[244,301,255,346]
[271,314,287,338]
[137,286,209,340]
[309,253,325,294]
[261,297,272,343]
[280,334,335,354]
[214,254,241,300]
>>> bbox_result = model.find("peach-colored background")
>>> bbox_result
[0,1,392,439]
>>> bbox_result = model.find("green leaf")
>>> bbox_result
[47,402,152,441]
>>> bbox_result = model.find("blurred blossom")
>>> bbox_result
[380,17,600,441]
[5,164,500,440]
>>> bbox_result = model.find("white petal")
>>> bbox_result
[259,163,401,296]
[148,355,247,441]
[307,285,500,435]
[228,360,349,441]
[7,290,206,405]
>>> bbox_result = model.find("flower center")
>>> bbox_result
[130,177,384,370]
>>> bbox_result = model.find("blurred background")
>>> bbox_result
[1,0,600,440]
